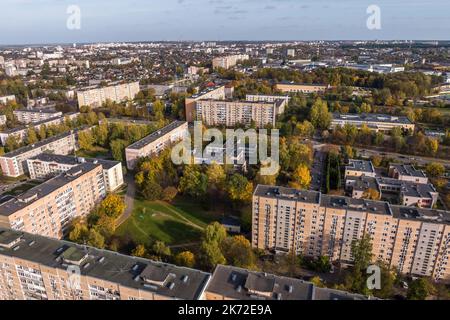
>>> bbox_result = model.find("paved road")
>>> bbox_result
[116,173,136,227]
[310,150,326,191]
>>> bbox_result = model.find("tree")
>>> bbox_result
[200,222,227,269]
[222,235,255,269]
[131,244,147,258]
[110,139,128,162]
[94,123,109,147]
[142,181,163,200]
[309,98,332,130]
[98,194,125,219]
[174,251,196,268]
[68,218,89,243]
[426,162,445,177]
[226,174,253,203]
[152,100,165,121]
[179,165,208,198]
[78,130,95,151]
[371,155,382,167]
[25,128,38,145]
[4,135,20,151]
[372,262,395,299]
[362,188,380,200]
[206,163,226,191]
[87,229,105,249]
[95,213,116,237]
[152,241,171,258]
[38,125,47,140]
[426,138,439,156]
[352,234,373,271]
[289,164,311,189]
[296,120,315,137]
[407,278,433,300]
[310,276,325,288]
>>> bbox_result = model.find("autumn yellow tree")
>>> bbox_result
[175,251,196,268]
[289,164,311,189]
[362,188,381,200]
[131,244,147,258]
[99,194,126,219]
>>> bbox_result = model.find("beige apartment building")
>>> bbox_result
[195,99,284,128]
[125,121,188,170]
[77,81,140,108]
[26,153,124,192]
[331,113,415,133]
[0,228,210,300]
[252,185,450,282]
[212,54,249,70]
[0,130,78,178]
[185,85,227,122]
[275,83,329,94]
[13,109,63,124]
[0,162,106,239]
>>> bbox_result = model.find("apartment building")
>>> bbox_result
[195,99,284,128]
[212,54,249,70]
[0,163,106,239]
[125,121,188,170]
[0,228,210,300]
[76,81,140,108]
[0,95,16,105]
[13,109,63,124]
[345,175,439,208]
[0,131,77,178]
[344,159,376,178]
[389,164,428,184]
[185,85,227,122]
[0,115,6,126]
[205,265,373,300]
[26,153,124,192]
[252,185,450,282]
[275,83,329,94]
[330,113,415,133]
[245,94,289,114]
[0,113,79,145]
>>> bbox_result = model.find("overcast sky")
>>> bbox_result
[1,0,450,44]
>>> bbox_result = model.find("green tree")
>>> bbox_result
[426,162,445,177]
[87,229,105,249]
[179,165,208,198]
[407,278,433,300]
[110,139,128,162]
[26,128,38,145]
[222,235,255,269]
[78,130,95,151]
[152,241,171,258]
[309,98,332,130]
[131,244,147,258]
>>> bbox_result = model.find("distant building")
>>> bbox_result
[26,153,124,192]
[331,113,415,133]
[13,109,63,124]
[125,121,188,170]
[286,49,296,57]
[0,162,106,239]
[0,95,16,105]
[344,159,376,178]
[0,115,6,126]
[275,83,329,94]
[212,54,249,70]
[77,81,140,108]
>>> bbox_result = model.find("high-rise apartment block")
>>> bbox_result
[76,81,140,108]
[252,185,450,282]
[212,54,249,70]
[0,130,78,178]
[185,85,227,122]
[331,113,415,133]
[125,121,188,170]
[0,162,106,239]
[26,153,124,192]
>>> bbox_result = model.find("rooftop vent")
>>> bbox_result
[181,275,189,283]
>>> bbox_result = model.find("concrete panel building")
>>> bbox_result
[185,85,226,122]
[26,153,124,192]
[0,131,78,178]
[13,109,63,124]
[331,113,415,133]
[275,83,329,94]
[252,185,450,282]
[0,163,106,239]
[212,54,249,70]
[125,121,188,170]
[77,81,140,108]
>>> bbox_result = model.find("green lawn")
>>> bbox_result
[115,198,211,246]
[76,146,111,159]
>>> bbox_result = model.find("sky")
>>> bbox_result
[1,0,450,44]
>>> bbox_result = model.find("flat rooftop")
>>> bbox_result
[0,130,76,159]
[254,185,321,204]
[126,121,186,150]
[0,228,210,300]
[1,116,63,134]
[206,265,372,300]
[0,162,101,216]
[28,153,120,170]
[346,159,375,174]
[390,164,427,178]
[332,113,413,125]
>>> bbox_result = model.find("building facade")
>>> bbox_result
[13,109,63,124]
[212,54,249,70]
[77,81,140,108]
[26,154,124,192]
[0,131,78,178]
[331,113,415,133]
[0,163,106,239]
[185,85,227,122]
[252,185,450,282]
[125,121,188,170]
[275,83,329,94]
